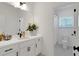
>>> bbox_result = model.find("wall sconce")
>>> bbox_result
[8,2,28,11]
[20,2,28,11]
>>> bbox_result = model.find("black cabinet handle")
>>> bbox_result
[16,52,18,56]
[36,44,37,48]
[27,47,31,52]
[5,48,13,52]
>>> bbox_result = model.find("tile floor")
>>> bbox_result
[54,43,73,56]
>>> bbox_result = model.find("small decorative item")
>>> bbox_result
[22,31,25,38]
[0,32,5,41]
[21,31,25,38]
[0,35,3,41]
[18,31,26,38]
[26,23,38,36]
[18,32,22,38]
[4,35,12,41]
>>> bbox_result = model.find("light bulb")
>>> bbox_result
[20,4,28,11]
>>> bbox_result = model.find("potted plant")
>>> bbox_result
[26,23,38,36]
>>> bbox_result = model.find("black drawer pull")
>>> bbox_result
[36,44,37,48]
[16,52,18,56]
[27,47,31,52]
[5,48,13,52]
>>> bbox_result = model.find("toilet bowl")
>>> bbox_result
[61,36,72,49]
[57,35,72,49]
[62,39,68,48]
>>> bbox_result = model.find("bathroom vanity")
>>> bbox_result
[0,2,43,56]
[0,35,42,56]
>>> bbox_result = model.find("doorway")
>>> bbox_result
[54,4,79,56]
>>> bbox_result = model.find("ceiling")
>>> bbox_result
[5,2,79,11]
[28,2,79,8]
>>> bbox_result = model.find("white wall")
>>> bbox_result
[33,3,56,56]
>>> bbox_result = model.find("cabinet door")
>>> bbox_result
[19,44,35,56]
[19,40,36,56]
[28,44,35,56]
[19,47,29,56]
[35,39,42,55]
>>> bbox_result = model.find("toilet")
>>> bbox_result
[57,35,72,49]
[61,36,72,49]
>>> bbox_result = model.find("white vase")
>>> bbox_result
[29,30,37,36]
[25,31,29,38]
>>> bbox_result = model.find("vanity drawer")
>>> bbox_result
[0,44,18,55]
[19,39,35,48]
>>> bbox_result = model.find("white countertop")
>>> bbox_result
[0,34,42,48]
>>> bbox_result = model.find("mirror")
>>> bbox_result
[0,2,33,35]
[0,2,21,35]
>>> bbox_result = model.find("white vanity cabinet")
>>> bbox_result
[0,35,42,56]
[19,36,42,56]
